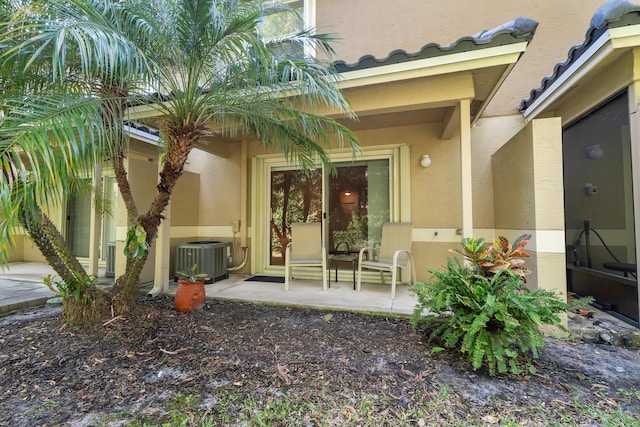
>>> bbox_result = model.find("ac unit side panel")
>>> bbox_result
[175,241,232,282]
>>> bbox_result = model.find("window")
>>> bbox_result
[259,0,315,57]
[260,1,304,42]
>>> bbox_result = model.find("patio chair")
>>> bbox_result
[284,222,328,291]
[356,222,416,299]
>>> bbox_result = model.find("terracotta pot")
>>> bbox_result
[174,279,206,313]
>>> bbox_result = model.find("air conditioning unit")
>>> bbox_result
[105,242,116,278]
[175,241,231,283]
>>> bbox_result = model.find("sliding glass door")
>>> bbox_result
[251,145,411,277]
[327,160,390,254]
[269,168,322,266]
[254,145,408,275]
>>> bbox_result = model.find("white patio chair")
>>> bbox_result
[284,222,328,291]
[356,222,416,299]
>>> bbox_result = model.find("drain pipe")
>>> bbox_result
[228,247,248,272]
[147,280,168,298]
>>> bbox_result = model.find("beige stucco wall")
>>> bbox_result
[19,237,47,263]
[9,200,64,263]
[471,115,528,228]
[531,119,565,231]
[492,118,566,298]
[492,124,536,230]
[408,123,461,228]
[183,146,242,227]
[492,117,564,232]
[6,233,46,263]
[115,157,162,282]
[317,0,610,117]
[4,234,28,263]
[4,236,21,262]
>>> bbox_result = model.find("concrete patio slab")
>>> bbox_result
[1,262,639,347]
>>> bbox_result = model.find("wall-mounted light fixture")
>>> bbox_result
[420,154,432,168]
[586,144,604,159]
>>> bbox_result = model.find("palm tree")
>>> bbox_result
[2,0,358,317]
[0,1,92,278]
[112,0,359,309]
[1,0,156,320]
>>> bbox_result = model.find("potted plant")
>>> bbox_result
[174,264,208,313]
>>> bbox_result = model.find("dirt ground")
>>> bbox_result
[1,296,640,426]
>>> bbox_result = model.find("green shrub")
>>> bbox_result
[412,234,579,376]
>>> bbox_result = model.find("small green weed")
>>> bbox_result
[44,272,96,300]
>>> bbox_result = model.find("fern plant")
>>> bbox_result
[412,234,579,376]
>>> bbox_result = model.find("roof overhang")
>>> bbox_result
[521,25,640,120]
[126,17,536,143]
[335,43,528,127]
[337,42,528,89]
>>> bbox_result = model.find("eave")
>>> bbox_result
[521,0,640,120]
[521,27,634,121]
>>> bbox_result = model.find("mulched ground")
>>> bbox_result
[1,296,639,426]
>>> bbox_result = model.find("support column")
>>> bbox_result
[240,139,248,248]
[150,161,172,296]
[88,162,102,276]
[459,99,473,238]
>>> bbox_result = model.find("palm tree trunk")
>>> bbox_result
[116,131,202,311]
[40,208,86,275]
[19,205,76,282]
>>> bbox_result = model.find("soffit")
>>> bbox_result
[336,109,445,131]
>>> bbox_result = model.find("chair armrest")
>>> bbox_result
[358,247,372,263]
[392,249,412,266]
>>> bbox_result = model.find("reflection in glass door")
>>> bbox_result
[328,160,390,253]
[258,145,407,275]
[269,168,322,266]
[268,160,390,267]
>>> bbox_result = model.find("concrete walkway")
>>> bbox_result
[0,262,418,317]
[0,262,58,316]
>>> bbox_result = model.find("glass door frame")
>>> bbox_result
[251,144,411,276]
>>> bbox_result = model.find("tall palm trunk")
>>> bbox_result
[114,127,204,312]
[41,209,86,274]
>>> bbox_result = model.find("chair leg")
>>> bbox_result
[284,265,290,291]
[356,263,363,292]
[391,267,397,300]
[410,255,417,285]
[322,266,328,291]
